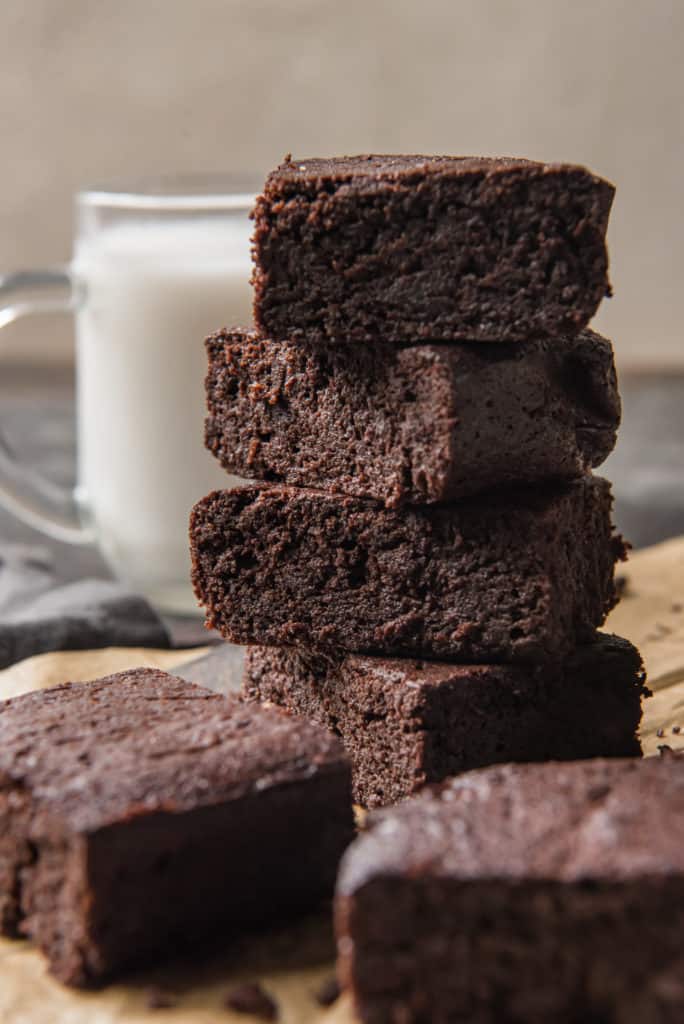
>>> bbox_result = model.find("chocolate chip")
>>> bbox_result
[587,784,611,801]
[145,986,176,1009]
[315,976,341,1007]
[224,982,278,1020]
[657,729,666,738]
[674,726,681,734]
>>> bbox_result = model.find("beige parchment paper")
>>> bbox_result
[2,536,684,1023]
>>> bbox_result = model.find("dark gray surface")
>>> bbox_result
[0,364,682,645]
[602,374,684,548]
[0,543,170,668]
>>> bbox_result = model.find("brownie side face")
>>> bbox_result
[190,478,624,664]
[204,328,620,507]
[252,154,615,345]
[336,757,684,1023]
[0,670,353,986]
[243,634,647,808]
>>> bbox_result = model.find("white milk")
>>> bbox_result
[73,217,252,614]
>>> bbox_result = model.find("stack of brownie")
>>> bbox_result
[191,155,648,808]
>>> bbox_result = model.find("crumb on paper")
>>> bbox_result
[224,981,278,1020]
[145,986,177,1010]
[315,976,340,1007]
[614,573,631,599]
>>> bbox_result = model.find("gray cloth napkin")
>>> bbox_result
[0,544,170,670]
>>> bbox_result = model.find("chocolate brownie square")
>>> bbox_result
[336,757,684,1023]
[190,478,624,664]
[0,669,353,986]
[204,328,620,506]
[252,154,614,345]
[243,633,647,807]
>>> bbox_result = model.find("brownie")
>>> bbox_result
[336,757,684,1024]
[252,154,615,345]
[190,477,624,664]
[0,669,353,987]
[205,328,619,507]
[243,633,647,808]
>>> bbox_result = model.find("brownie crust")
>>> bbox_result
[243,633,647,807]
[190,478,624,664]
[0,670,353,986]
[336,757,684,1023]
[252,154,615,345]
[205,328,620,507]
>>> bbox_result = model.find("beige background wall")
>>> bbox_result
[1,0,682,367]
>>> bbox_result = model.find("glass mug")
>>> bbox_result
[0,177,257,615]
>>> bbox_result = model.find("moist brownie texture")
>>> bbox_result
[252,154,615,345]
[0,669,353,987]
[190,478,624,664]
[205,328,620,507]
[336,757,684,1024]
[243,633,647,807]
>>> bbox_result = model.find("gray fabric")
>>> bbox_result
[0,544,170,669]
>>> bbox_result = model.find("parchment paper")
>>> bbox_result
[2,536,684,1023]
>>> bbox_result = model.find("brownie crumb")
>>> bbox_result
[315,976,340,1007]
[614,573,630,598]
[224,982,278,1020]
[145,986,177,1010]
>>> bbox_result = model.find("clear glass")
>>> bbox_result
[0,175,259,614]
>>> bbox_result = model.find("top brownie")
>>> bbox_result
[252,154,615,345]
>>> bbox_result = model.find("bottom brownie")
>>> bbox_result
[0,669,353,986]
[336,756,684,1024]
[243,633,648,807]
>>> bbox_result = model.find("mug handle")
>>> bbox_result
[0,268,94,544]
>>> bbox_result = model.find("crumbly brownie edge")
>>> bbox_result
[252,157,615,344]
[204,328,620,506]
[243,634,646,807]
[191,478,623,663]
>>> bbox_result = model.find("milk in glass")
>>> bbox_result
[73,214,251,613]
